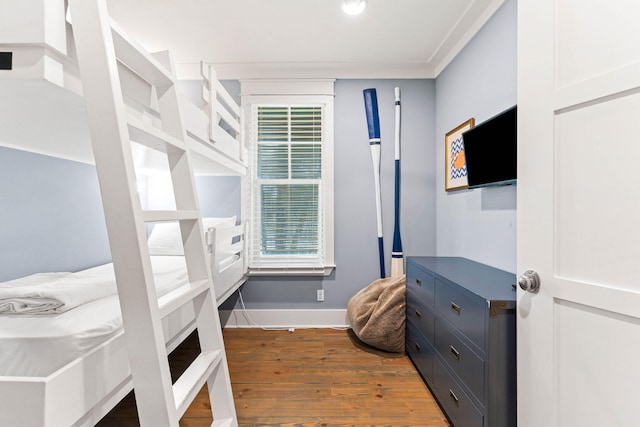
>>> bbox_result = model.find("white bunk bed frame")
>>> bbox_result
[0,1,248,425]
[0,2,247,176]
[0,303,197,426]
[207,223,247,307]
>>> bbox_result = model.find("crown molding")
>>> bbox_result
[176,61,436,81]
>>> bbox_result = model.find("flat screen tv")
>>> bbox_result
[462,105,517,188]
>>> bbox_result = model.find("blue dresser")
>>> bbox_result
[405,257,516,427]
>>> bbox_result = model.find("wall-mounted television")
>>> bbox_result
[462,105,517,188]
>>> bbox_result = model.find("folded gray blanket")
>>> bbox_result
[346,275,406,353]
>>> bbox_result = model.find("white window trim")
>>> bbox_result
[242,80,335,276]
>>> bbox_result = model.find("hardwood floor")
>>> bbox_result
[98,328,449,427]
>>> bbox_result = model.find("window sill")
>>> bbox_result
[248,265,335,277]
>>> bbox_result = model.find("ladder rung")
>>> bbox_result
[158,279,210,318]
[173,350,223,418]
[127,115,187,152]
[142,210,199,222]
[110,19,174,87]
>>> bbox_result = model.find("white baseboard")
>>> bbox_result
[220,309,349,329]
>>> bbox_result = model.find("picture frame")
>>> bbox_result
[445,118,475,191]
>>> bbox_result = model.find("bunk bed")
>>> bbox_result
[148,217,247,306]
[0,220,241,426]
[0,2,247,425]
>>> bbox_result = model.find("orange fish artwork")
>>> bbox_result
[453,149,466,170]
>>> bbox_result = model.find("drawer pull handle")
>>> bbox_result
[415,278,422,286]
[415,342,421,352]
[449,389,459,406]
[450,345,461,361]
[415,309,422,319]
[451,302,461,315]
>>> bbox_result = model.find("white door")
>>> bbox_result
[517,1,640,426]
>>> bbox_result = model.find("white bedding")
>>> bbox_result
[0,256,189,377]
[0,273,118,315]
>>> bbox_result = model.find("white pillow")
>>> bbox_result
[148,217,236,256]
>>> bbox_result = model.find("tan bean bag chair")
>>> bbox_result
[346,275,406,353]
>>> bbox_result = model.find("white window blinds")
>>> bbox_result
[242,79,335,276]
[250,105,326,271]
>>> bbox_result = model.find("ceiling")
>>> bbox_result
[106,0,505,80]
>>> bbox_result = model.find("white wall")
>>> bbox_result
[434,0,517,273]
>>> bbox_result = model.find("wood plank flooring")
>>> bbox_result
[97,328,449,427]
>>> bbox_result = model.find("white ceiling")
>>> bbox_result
[106,0,505,80]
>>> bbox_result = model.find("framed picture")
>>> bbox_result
[445,118,475,191]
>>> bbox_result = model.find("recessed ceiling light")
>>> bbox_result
[343,0,367,15]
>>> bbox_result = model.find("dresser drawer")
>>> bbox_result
[406,257,516,427]
[406,262,435,309]
[407,285,435,344]
[433,356,483,427]
[435,279,486,350]
[434,317,485,402]
[406,318,435,382]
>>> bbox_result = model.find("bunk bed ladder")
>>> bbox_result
[68,0,237,426]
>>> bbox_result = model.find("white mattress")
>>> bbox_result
[0,256,189,377]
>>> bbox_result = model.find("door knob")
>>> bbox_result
[518,270,540,293]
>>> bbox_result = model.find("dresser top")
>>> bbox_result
[408,257,516,302]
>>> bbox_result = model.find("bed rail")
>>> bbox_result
[206,223,247,305]
[201,63,246,163]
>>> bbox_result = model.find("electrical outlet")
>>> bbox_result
[317,289,325,302]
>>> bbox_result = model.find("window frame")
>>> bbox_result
[241,80,335,276]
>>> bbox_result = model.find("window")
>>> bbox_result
[242,80,335,275]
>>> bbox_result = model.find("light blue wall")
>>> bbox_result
[435,0,517,273]
[230,79,436,310]
[0,147,111,281]
[0,145,242,283]
[196,176,241,219]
